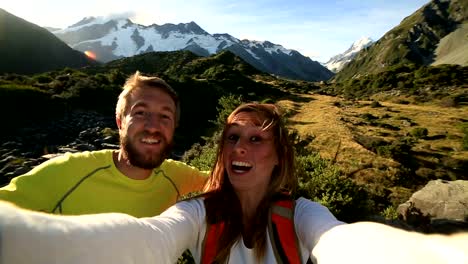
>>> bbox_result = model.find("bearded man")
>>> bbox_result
[0,72,207,217]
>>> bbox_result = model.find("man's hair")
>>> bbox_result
[115,71,180,126]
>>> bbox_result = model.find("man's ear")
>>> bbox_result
[116,116,122,130]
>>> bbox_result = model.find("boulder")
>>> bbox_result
[398,180,468,233]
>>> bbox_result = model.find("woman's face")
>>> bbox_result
[223,111,279,193]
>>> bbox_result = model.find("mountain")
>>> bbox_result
[52,17,333,81]
[334,0,468,82]
[324,37,374,73]
[0,9,97,75]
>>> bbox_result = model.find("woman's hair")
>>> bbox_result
[115,71,180,126]
[203,103,296,262]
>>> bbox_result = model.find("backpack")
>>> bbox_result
[201,198,311,264]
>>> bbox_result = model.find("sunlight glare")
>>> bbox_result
[84,50,97,60]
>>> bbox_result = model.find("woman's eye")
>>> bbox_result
[134,111,145,116]
[250,136,262,142]
[227,134,239,142]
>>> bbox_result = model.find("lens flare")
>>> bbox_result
[84,50,97,60]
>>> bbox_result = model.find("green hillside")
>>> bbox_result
[334,0,467,82]
[0,8,97,74]
[0,50,290,150]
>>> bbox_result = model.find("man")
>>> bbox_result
[0,71,207,217]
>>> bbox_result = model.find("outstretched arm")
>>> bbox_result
[0,200,203,264]
[312,221,468,264]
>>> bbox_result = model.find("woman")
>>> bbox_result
[1,103,467,264]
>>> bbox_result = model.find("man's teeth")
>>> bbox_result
[142,138,160,144]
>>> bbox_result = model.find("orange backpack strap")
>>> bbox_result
[201,221,225,264]
[268,199,303,264]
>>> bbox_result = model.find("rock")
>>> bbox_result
[0,155,16,167]
[58,147,79,153]
[13,166,31,176]
[398,180,468,233]
[74,143,97,151]
[101,143,119,149]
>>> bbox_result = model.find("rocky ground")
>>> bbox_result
[0,110,118,185]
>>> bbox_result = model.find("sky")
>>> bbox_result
[3,0,430,62]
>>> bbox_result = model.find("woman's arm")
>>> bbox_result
[0,200,203,264]
[312,221,468,264]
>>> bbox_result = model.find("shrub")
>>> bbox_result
[210,94,244,129]
[182,131,221,171]
[295,152,370,221]
[463,132,468,151]
[0,84,64,135]
[370,101,382,108]
[381,205,399,220]
[33,74,53,84]
[409,127,428,139]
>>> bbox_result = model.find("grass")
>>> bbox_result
[276,91,468,206]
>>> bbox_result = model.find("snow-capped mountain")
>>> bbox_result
[52,17,333,81]
[325,37,374,73]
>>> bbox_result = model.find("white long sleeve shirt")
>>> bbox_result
[1,199,467,264]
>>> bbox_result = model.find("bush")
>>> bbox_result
[381,205,399,220]
[0,84,64,135]
[210,94,244,129]
[295,152,370,221]
[409,127,428,139]
[370,101,382,108]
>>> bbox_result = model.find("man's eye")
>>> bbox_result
[161,114,172,120]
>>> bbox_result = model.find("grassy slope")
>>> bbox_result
[276,91,468,203]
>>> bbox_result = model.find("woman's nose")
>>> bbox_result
[234,140,247,155]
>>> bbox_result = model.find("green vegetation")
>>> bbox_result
[326,64,468,100]
[459,122,468,150]
[0,83,65,137]
[0,51,287,151]
[334,0,467,82]
[409,127,429,139]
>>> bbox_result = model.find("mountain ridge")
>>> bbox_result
[0,8,97,74]
[52,17,333,81]
[334,0,468,81]
[325,37,374,73]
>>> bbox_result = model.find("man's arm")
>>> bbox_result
[0,153,75,212]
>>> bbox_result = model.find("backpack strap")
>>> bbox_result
[268,199,303,264]
[201,221,225,264]
[202,199,306,264]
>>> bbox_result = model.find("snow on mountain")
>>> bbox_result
[325,37,374,73]
[53,17,333,81]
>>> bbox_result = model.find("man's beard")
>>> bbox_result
[120,132,173,170]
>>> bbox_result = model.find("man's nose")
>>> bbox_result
[144,114,161,132]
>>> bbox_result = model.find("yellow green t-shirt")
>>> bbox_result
[0,149,208,217]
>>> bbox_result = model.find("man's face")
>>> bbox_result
[118,86,176,169]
